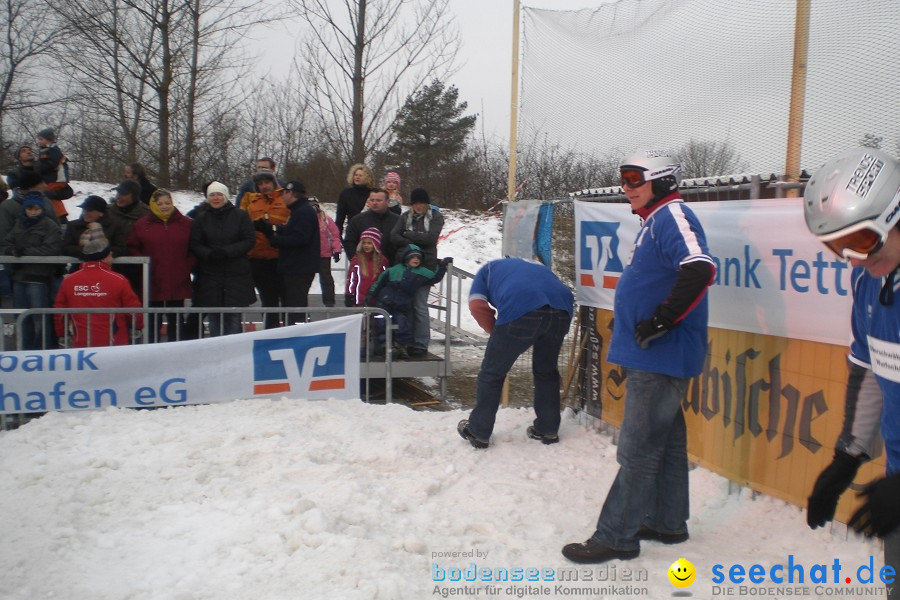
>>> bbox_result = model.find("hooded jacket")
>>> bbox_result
[127,209,196,302]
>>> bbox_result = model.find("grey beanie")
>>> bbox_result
[81,236,111,261]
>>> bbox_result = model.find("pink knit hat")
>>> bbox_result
[384,171,401,185]
[359,227,382,251]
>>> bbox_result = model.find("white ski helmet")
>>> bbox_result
[804,147,900,260]
[620,149,682,199]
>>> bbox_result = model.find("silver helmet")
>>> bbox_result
[620,149,682,197]
[804,148,900,259]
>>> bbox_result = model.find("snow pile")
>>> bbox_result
[0,401,883,599]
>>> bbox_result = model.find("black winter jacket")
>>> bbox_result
[335,184,371,234]
[270,198,320,276]
[390,207,444,268]
[343,209,400,262]
[2,214,63,283]
[189,202,256,307]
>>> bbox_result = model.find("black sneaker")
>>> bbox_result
[636,525,689,545]
[561,538,639,564]
[457,420,489,449]
[407,346,427,358]
[527,426,559,445]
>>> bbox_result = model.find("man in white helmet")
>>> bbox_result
[563,149,715,564]
[802,147,900,593]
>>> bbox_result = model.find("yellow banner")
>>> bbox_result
[589,308,886,523]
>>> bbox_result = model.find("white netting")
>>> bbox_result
[520,0,900,177]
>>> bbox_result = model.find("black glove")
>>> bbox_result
[13,247,25,257]
[254,219,274,237]
[332,252,341,263]
[440,256,453,268]
[208,248,228,261]
[848,472,900,537]
[634,313,674,349]
[806,450,862,528]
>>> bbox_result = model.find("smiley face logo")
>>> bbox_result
[668,558,696,587]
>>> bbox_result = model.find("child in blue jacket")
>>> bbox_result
[366,244,451,357]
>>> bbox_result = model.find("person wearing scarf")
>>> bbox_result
[127,189,195,342]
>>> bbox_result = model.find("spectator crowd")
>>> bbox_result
[1,132,449,356]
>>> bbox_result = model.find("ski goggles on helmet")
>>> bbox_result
[620,169,648,188]
[817,221,888,261]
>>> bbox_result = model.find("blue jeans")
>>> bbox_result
[0,268,11,296]
[374,309,413,347]
[412,285,431,350]
[467,307,571,440]
[592,369,690,551]
[13,281,52,350]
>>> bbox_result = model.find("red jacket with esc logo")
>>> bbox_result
[54,261,144,347]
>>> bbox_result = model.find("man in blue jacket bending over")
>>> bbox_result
[457,257,574,449]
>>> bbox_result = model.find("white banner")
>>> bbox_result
[0,315,362,414]
[575,199,854,346]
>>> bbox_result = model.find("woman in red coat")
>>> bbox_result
[127,189,195,342]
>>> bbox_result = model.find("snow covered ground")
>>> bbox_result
[0,182,889,599]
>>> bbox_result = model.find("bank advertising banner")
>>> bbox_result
[0,315,362,414]
[575,198,853,346]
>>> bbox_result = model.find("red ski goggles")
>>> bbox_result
[620,169,648,189]
[818,221,887,261]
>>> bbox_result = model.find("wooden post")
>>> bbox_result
[784,0,811,198]
[502,0,521,408]
[507,0,520,203]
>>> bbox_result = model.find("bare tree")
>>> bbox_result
[516,130,620,201]
[677,138,748,178]
[290,0,460,163]
[0,0,63,146]
[48,0,276,186]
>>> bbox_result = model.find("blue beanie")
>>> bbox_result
[22,193,44,211]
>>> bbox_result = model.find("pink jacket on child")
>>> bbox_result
[318,213,342,258]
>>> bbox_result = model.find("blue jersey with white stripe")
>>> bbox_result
[849,267,900,472]
[607,198,713,378]
[469,258,573,326]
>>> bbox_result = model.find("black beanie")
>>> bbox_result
[37,128,56,142]
[410,188,430,205]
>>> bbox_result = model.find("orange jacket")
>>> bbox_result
[240,189,291,259]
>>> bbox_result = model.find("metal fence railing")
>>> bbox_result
[0,305,413,431]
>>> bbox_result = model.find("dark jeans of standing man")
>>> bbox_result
[282,272,316,325]
[467,306,571,440]
[250,258,285,329]
[591,370,690,551]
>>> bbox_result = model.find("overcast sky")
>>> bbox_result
[256,1,610,142]
[444,0,610,140]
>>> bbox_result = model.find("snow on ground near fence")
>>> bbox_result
[0,182,883,599]
[0,402,883,599]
